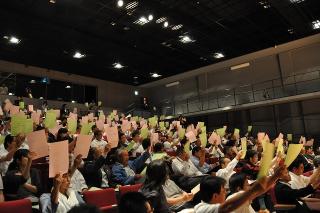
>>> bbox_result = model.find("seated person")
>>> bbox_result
[81,145,112,188]
[4,149,41,202]
[0,134,17,176]
[90,130,107,149]
[129,130,144,157]
[119,192,153,213]
[162,178,195,212]
[242,150,260,180]
[275,167,320,213]
[40,173,84,213]
[171,146,203,177]
[69,154,88,193]
[191,146,217,175]
[288,156,319,189]
[194,165,285,213]
[226,173,255,213]
[216,150,243,190]
[112,148,150,185]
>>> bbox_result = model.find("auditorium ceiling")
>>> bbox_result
[0,0,319,85]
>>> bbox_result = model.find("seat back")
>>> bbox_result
[83,188,117,207]
[119,184,142,197]
[0,199,32,213]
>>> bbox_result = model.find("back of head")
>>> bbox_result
[119,192,148,213]
[132,130,140,138]
[192,146,201,155]
[67,204,101,213]
[245,149,257,161]
[229,173,247,194]
[200,176,226,203]
[8,149,29,171]
[4,134,14,149]
[145,159,168,189]
[313,155,320,168]
[153,142,164,153]
[288,155,304,172]
[176,146,185,157]
[142,138,151,150]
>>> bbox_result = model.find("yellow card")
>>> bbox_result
[284,144,303,167]
[257,142,275,179]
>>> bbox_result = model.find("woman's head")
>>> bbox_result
[8,149,29,171]
[229,173,249,194]
[246,150,258,164]
[145,160,168,187]
[119,192,153,213]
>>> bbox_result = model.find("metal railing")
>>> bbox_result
[160,69,320,116]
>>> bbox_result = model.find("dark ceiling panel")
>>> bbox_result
[0,0,319,85]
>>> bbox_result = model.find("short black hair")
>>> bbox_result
[67,204,101,213]
[4,134,14,149]
[245,150,257,161]
[176,146,185,156]
[313,155,320,168]
[288,155,304,171]
[119,192,148,213]
[229,173,247,194]
[142,138,151,150]
[153,142,164,153]
[192,146,201,155]
[200,176,226,203]
[132,130,140,138]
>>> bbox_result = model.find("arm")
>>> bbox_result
[0,148,16,163]
[0,190,4,202]
[69,154,82,177]
[130,151,150,172]
[21,151,35,180]
[51,174,62,205]
[167,193,193,206]
[112,165,135,185]
[198,149,206,167]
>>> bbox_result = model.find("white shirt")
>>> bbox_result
[131,143,144,157]
[216,158,238,189]
[226,191,255,213]
[0,145,12,176]
[56,189,81,213]
[172,157,203,177]
[289,171,310,189]
[194,202,220,213]
[70,169,88,193]
[0,175,3,190]
[90,139,107,149]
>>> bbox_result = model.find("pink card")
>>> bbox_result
[31,112,40,125]
[96,120,104,131]
[257,132,265,142]
[74,134,93,158]
[69,112,77,120]
[48,140,69,178]
[121,120,131,132]
[113,110,117,115]
[26,130,49,159]
[208,131,221,145]
[105,126,119,148]
[28,105,34,112]
[186,131,197,143]
[88,113,94,121]
[150,133,159,145]
[10,105,20,115]
[81,116,88,124]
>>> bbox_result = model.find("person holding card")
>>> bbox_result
[112,148,150,185]
[69,154,88,194]
[130,130,144,158]
[0,135,17,176]
[242,150,260,180]
[4,149,41,203]
[194,165,286,213]
[191,146,218,175]
[90,130,107,149]
[40,173,85,213]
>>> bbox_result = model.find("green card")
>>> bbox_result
[126,141,135,152]
[68,119,77,134]
[24,119,34,134]
[80,122,93,135]
[199,133,207,148]
[11,115,27,136]
[201,126,206,134]
[216,128,226,137]
[44,112,56,129]
[287,134,293,141]
[165,122,170,128]
[257,143,275,179]
[198,122,204,129]
[148,117,157,128]
[184,141,191,154]
[159,122,165,131]
[0,135,5,145]
[140,128,148,139]
[247,126,253,132]
[178,128,186,140]
[19,101,25,110]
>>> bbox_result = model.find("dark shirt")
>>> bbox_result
[140,186,171,213]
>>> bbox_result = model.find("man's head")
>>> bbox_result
[119,192,153,213]
[142,138,151,150]
[219,157,231,169]
[192,146,202,158]
[153,142,164,153]
[132,130,140,142]
[229,173,249,193]
[279,167,291,182]
[119,133,127,143]
[246,150,258,165]
[117,149,129,166]
[288,156,304,175]
[94,130,103,141]
[200,176,227,204]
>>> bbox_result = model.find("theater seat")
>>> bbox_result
[269,185,296,212]
[166,150,177,157]
[119,184,142,197]
[83,188,117,210]
[0,199,32,213]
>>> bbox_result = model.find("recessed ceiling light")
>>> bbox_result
[39,96,43,99]
[289,0,305,3]
[73,51,85,59]
[134,16,149,25]
[110,22,116,26]
[179,35,195,43]
[71,100,76,103]
[125,1,139,10]
[312,20,320,30]
[172,24,183,30]
[148,14,154,21]
[151,73,162,78]
[287,28,294,34]
[3,36,21,44]
[259,0,271,8]
[156,17,167,24]
[134,90,139,96]
[65,85,71,89]
[49,0,56,3]
[30,80,36,84]
[117,0,124,7]
[133,76,138,79]
[213,52,225,59]
[113,62,124,69]
[8,93,14,96]
[163,21,169,28]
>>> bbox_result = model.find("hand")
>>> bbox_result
[272,164,286,180]
[134,174,142,180]
[236,150,244,160]
[183,192,194,202]
[73,154,82,168]
[104,144,111,154]
[53,173,63,188]
[27,151,37,160]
